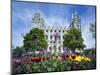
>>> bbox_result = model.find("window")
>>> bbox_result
[54,46,56,50]
[59,30,61,32]
[46,30,48,32]
[55,30,56,32]
[46,35,48,39]
[59,47,61,51]
[50,41,52,43]
[50,35,53,40]
[59,41,60,43]
[51,30,52,32]
[49,47,52,51]
[63,36,64,39]
[59,36,60,40]
[63,30,64,33]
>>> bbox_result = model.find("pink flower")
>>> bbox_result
[14,59,21,65]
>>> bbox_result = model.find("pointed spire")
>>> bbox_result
[72,13,74,20]
[72,10,77,20]
[74,11,77,16]
[32,10,45,29]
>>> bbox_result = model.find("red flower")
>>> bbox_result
[66,54,70,58]
[71,54,76,59]
[31,57,41,62]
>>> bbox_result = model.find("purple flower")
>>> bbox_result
[64,47,70,51]
[28,48,32,51]
[21,54,26,57]
[39,48,45,51]
[14,59,21,65]
[21,54,29,62]
[39,48,46,54]
[63,47,67,51]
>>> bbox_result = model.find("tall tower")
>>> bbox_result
[32,10,45,29]
[69,11,81,31]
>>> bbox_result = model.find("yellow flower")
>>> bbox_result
[84,57,91,62]
[69,55,91,62]
[74,55,82,62]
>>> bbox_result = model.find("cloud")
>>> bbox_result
[12,8,35,48]
[81,14,95,49]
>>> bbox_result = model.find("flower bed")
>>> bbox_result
[13,52,95,74]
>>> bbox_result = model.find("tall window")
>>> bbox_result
[59,36,60,40]
[46,35,48,39]
[59,47,61,52]
[50,41,52,43]
[59,41,60,43]
[46,30,48,32]
[63,36,64,39]
[50,35,53,40]
[54,46,56,50]
[49,47,52,51]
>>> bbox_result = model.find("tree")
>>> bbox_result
[63,28,85,51]
[13,46,26,58]
[23,28,47,51]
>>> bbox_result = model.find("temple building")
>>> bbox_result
[32,10,81,54]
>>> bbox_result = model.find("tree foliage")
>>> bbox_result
[13,46,26,58]
[63,28,86,51]
[23,28,47,51]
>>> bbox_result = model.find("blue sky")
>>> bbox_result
[12,1,96,49]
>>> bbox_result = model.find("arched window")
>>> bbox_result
[46,35,48,39]
[49,47,52,51]
[50,35,53,40]
[46,30,48,32]
[59,47,61,52]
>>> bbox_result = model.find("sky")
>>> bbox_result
[12,1,96,49]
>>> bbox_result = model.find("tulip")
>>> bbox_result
[62,55,67,60]
[66,54,70,58]
[71,54,76,59]
[31,57,41,62]
[74,55,82,62]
